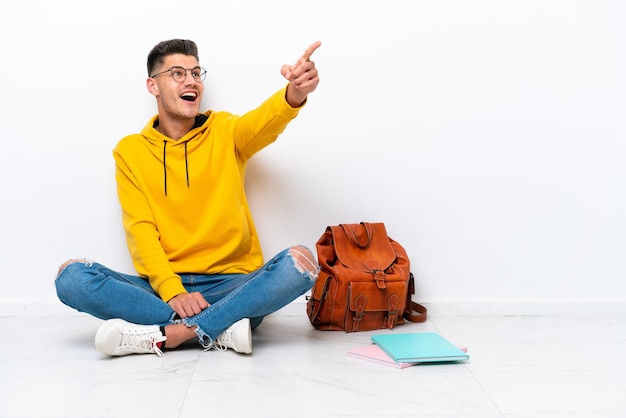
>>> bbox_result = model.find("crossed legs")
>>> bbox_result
[56,245,319,351]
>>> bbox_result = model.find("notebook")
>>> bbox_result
[347,344,418,369]
[371,332,470,363]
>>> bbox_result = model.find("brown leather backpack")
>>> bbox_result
[307,222,427,332]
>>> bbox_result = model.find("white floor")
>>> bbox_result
[1,303,626,418]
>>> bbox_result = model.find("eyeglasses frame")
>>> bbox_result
[150,66,207,83]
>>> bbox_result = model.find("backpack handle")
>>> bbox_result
[341,222,373,249]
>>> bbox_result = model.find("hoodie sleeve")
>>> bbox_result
[113,139,187,302]
[230,85,303,161]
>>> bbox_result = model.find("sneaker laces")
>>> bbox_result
[213,333,232,352]
[119,327,167,357]
[204,329,233,352]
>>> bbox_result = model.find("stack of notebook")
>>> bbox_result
[347,332,469,369]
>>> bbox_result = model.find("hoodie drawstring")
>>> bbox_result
[163,141,168,196]
[162,140,190,196]
[184,141,190,188]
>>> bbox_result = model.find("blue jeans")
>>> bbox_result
[55,247,318,347]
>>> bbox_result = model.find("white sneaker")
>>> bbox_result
[212,318,252,354]
[95,319,166,357]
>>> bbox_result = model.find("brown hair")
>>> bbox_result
[147,39,200,76]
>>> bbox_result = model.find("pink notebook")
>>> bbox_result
[347,344,417,369]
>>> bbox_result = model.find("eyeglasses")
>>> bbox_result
[150,66,207,83]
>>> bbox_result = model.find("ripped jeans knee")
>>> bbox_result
[56,258,92,277]
[288,245,320,280]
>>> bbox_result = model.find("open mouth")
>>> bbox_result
[180,92,197,102]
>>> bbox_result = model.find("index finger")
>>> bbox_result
[301,41,322,62]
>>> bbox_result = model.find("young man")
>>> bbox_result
[55,39,321,357]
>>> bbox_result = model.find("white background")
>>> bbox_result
[1,0,624,314]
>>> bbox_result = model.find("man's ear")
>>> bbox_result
[146,78,159,96]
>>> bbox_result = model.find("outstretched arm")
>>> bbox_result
[281,41,321,107]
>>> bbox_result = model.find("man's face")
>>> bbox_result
[148,53,205,121]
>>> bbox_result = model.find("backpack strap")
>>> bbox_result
[307,274,331,323]
[403,273,428,323]
[404,301,428,323]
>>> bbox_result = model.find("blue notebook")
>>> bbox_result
[371,332,469,363]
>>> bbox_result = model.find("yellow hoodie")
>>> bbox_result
[113,86,301,302]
